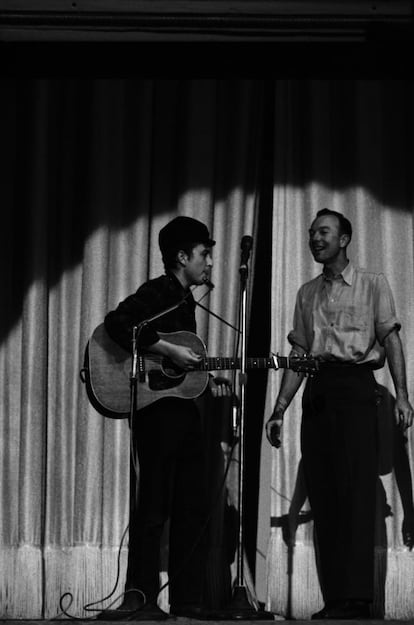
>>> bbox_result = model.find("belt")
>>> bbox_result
[318,360,375,370]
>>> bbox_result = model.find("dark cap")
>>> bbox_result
[159,216,216,255]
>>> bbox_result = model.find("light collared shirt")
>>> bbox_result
[288,262,401,368]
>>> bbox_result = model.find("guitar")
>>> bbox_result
[82,323,318,418]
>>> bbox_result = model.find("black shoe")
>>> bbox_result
[96,601,170,621]
[312,600,370,620]
[311,599,340,620]
[311,606,329,620]
[170,604,215,620]
[402,517,414,550]
[133,603,170,621]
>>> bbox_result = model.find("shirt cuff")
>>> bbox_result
[376,320,401,345]
[287,331,309,353]
[138,325,160,348]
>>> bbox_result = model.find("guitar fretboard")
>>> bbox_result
[199,356,290,371]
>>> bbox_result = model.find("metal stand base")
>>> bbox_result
[216,585,277,620]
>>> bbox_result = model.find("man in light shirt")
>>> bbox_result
[266,208,413,620]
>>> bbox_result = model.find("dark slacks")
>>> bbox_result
[301,365,378,603]
[126,397,207,607]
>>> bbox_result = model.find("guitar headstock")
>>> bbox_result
[289,353,319,377]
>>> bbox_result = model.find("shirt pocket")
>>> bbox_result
[339,305,369,332]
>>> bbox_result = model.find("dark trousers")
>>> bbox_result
[125,397,207,607]
[301,366,378,604]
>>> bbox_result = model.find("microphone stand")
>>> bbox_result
[217,257,274,620]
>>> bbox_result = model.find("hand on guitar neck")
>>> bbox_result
[209,375,232,398]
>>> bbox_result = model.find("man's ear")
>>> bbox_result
[177,250,188,266]
[339,233,350,248]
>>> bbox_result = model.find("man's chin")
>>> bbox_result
[311,252,325,263]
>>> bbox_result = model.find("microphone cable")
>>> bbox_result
[53,522,134,621]
[53,428,238,620]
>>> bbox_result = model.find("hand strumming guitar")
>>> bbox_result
[150,338,202,371]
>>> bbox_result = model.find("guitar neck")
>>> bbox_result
[199,356,290,371]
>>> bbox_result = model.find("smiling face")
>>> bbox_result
[179,243,213,288]
[308,214,349,267]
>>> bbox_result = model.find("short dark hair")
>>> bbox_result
[159,216,215,270]
[316,208,352,241]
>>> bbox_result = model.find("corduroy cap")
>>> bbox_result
[159,216,215,255]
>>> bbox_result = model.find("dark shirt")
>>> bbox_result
[104,272,196,352]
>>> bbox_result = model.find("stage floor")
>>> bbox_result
[0,616,414,625]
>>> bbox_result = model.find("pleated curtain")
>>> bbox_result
[257,80,414,620]
[1,77,414,619]
[0,78,263,618]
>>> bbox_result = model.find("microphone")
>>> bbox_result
[203,278,215,290]
[240,235,253,271]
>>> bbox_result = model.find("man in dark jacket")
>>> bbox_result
[100,216,229,620]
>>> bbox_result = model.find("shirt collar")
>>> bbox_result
[341,261,354,285]
[322,261,354,286]
[166,270,186,293]
[166,271,195,304]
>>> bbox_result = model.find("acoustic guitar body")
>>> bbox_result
[84,324,209,418]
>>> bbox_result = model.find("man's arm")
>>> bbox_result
[149,338,203,370]
[266,344,306,448]
[104,287,161,352]
[384,329,414,430]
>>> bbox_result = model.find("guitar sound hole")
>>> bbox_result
[162,359,186,378]
[148,370,185,391]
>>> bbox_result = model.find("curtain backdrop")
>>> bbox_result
[0,78,264,618]
[257,79,414,620]
[1,77,414,620]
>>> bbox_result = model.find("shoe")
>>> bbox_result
[133,603,170,620]
[96,600,169,621]
[402,517,414,550]
[169,604,215,620]
[311,600,370,620]
[311,606,329,620]
[311,600,340,620]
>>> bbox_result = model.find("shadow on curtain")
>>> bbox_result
[0,78,265,618]
[1,77,414,619]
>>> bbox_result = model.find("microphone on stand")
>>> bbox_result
[239,235,253,272]
[203,277,215,290]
